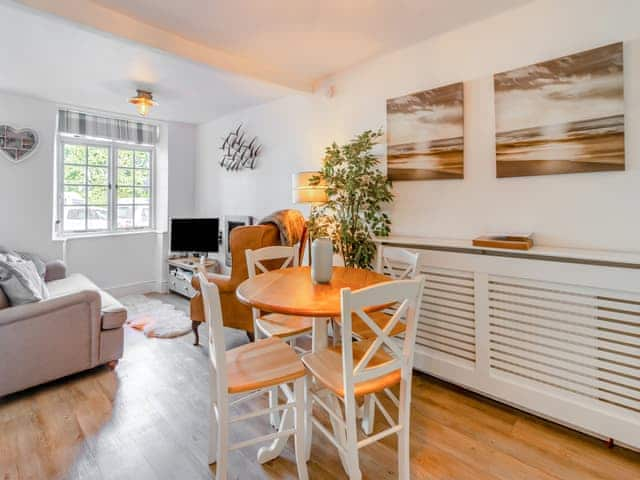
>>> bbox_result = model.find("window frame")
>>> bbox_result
[56,135,155,237]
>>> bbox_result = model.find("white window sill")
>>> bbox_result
[53,229,167,241]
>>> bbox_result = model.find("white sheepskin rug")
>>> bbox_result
[120,295,192,338]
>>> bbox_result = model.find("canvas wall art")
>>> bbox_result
[494,42,624,178]
[386,82,464,181]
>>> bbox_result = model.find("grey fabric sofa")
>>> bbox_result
[0,261,126,397]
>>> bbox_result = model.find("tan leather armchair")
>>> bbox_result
[191,224,282,343]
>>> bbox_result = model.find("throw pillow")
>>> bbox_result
[0,246,46,279]
[0,254,49,306]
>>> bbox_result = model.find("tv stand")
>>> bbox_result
[167,256,220,298]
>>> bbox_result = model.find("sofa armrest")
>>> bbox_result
[192,272,235,293]
[45,260,67,282]
[0,290,101,327]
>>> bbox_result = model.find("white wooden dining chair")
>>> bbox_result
[198,273,308,480]
[246,246,314,428]
[341,247,420,341]
[302,276,426,480]
[331,248,421,434]
[378,247,421,281]
[245,246,313,346]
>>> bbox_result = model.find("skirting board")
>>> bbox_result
[105,280,168,298]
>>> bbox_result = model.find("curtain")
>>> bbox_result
[58,110,159,145]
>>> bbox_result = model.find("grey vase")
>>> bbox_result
[311,238,333,284]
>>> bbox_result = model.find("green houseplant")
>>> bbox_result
[308,129,393,269]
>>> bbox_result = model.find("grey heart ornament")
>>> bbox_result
[0,125,39,164]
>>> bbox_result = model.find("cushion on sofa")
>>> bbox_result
[47,273,127,330]
[0,254,49,305]
[0,246,46,279]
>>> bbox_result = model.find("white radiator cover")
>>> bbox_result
[377,238,640,450]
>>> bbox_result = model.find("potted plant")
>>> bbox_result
[308,129,393,269]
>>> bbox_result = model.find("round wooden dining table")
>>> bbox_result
[236,266,390,352]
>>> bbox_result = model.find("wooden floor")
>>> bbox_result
[1,293,639,479]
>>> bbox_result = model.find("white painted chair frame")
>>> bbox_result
[245,245,309,428]
[378,247,420,280]
[198,274,308,480]
[360,247,421,434]
[305,276,426,480]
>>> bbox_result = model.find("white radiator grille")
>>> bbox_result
[488,275,640,416]
[418,266,476,365]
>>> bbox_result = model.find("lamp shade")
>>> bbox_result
[292,171,328,204]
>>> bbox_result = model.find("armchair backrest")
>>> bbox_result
[228,224,281,285]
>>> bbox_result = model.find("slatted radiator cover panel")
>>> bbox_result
[488,275,640,419]
[384,259,476,367]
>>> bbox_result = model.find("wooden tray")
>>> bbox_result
[472,235,533,251]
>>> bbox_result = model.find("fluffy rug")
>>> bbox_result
[120,295,192,338]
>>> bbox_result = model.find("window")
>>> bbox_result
[57,139,154,235]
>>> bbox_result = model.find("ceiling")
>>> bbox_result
[89,0,530,88]
[0,1,294,123]
[2,0,532,124]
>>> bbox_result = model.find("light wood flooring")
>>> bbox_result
[1,293,639,479]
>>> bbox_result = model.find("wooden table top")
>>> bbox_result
[236,266,390,317]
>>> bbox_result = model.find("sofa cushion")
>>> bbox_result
[47,273,127,330]
[0,246,46,279]
[0,254,49,305]
[0,287,8,310]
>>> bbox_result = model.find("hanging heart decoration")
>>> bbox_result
[0,125,39,164]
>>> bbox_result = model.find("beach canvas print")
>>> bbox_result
[386,82,464,180]
[494,42,624,178]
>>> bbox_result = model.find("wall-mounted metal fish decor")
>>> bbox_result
[219,124,261,171]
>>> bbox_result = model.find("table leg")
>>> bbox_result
[312,317,328,353]
[257,383,295,463]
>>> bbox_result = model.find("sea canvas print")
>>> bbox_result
[494,42,624,178]
[386,82,464,181]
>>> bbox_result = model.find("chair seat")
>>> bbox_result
[302,340,401,398]
[256,313,313,339]
[334,310,406,340]
[226,337,306,394]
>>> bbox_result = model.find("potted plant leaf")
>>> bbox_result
[308,129,393,269]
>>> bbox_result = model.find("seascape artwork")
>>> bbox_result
[494,42,624,178]
[386,82,464,180]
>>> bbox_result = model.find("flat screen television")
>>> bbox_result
[170,218,219,253]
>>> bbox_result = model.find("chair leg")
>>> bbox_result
[215,407,229,480]
[304,375,313,462]
[192,320,200,346]
[294,378,309,480]
[327,394,350,475]
[269,387,280,429]
[361,394,375,435]
[331,319,341,347]
[398,376,412,480]
[343,394,362,480]
[209,401,218,464]
[209,367,218,464]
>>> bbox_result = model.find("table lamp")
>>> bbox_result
[292,171,328,205]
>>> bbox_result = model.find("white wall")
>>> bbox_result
[0,92,61,260]
[196,0,640,253]
[196,94,334,220]
[0,90,198,293]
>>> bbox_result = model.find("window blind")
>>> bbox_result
[58,110,159,145]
